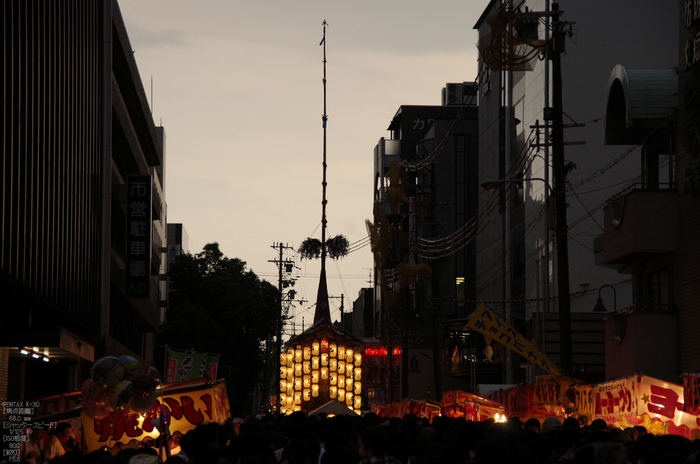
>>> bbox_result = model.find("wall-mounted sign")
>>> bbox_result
[126,175,152,298]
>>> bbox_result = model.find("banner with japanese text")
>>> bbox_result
[683,374,700,415]
[534,375,574,407]
[82,380,230,452]
[467,305,560,378]
[591,376,638,420]
[637,375,690,427]
[575,383,595,418]
[165,348,219,383]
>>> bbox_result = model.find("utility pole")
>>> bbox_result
[550,3,572,375]
[269,242,297,415]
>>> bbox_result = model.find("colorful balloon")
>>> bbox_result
[91,357,125,388]
[130,388,159,413]
[109,380,135,410]
[134,366,160,398]
[81,379,111,420]
[118,355,141,382]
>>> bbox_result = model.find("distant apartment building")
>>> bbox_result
[1,0,166,401]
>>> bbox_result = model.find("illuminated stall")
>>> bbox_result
[441,389,505,422]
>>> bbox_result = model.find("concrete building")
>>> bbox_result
[473,0,677,383]
[1,0,166,402]
[370,90,480,401]
[595,1,699,383]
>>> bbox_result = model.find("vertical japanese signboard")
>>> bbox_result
[127,175,152,298]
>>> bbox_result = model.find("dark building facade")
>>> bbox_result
[371,91,480,401]
[1,0,166,402]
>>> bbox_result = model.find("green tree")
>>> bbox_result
[161,242,278,415]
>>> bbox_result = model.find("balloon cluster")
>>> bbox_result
[81,356,161,420]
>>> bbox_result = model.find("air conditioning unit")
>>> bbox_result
[441,82,477,107]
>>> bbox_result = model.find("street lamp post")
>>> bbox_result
[593,284,617,312]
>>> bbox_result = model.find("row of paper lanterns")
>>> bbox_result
[280,342,363,413]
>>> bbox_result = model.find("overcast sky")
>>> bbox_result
[118,0,489,335]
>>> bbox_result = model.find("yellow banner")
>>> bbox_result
[82,381,230,452]
[534,375,574,407]
[467,304,560,378]
[575,383,595,418]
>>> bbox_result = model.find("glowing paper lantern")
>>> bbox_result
[354,382,362,394]
[312,342,320,356]
[303,389,311,401]
[321,367,329,380]
[338,346,346,359]
[354,368,362,380]
[312,384,319,397]
[321,353,329,366]
[330,344,337,358]
[330,386,337,398]
[338,360,345,374]
[338,390,345,402]
[303,375,311,388]
[355,353,362,366]
[330,373,337,385]
[295,349,302,363]
[303,361,311,374]
[330,359,337,371]
[304,346,311,360]
[346,349,354,363]
[311,371,319,384]
[295,379,302,391]
[312,357,320,370]
[295,363,302,377]
[354,397,362,409]
[338,376,345,389]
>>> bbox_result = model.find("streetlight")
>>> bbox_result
[593,284,617,312]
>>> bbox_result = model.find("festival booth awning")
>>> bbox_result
[486,384,556,420]
[400,398,442,421]
[441,389,505,421]
[81,378,230,452]
[573,374,700,439]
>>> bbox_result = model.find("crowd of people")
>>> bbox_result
[15,412,700,464]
